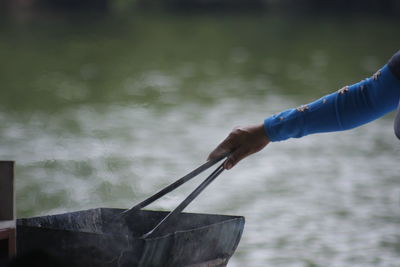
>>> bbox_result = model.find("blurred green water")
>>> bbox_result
[1,12,400,266]
[1,13,399,111]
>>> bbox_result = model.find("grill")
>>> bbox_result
[17,208,244,267]
[16,154,245,267]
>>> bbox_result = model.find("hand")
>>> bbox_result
[208,123,270,170]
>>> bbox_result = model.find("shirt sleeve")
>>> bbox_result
[264,52,400,142]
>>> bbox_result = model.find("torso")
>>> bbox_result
[395,102,400,139]
[389,50,400,139]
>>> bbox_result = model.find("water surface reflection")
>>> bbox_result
[1,13,399,266]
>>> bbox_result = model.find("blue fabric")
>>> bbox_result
[264,64,400,142]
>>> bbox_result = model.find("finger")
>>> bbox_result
[224,147,252,170]
[208,146,227,161]
[207,135,238,161]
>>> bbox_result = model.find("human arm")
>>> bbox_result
[209,50,400,169]
[264,61,400,141]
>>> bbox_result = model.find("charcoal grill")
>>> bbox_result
[16,155,245,267]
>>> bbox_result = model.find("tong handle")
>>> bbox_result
[142,162,225,239]
[117,153,228,220]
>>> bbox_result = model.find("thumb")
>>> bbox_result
[224,147,250,170]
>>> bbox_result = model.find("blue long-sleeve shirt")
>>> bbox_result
[264,51,400,142]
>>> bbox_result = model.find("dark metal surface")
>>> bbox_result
[0,161,16,262]
[17,208,244,267]
[116,153,228,221]
[143,163,225,238]
[0,161,15,221]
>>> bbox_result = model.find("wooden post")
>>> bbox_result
[0,161,16,259]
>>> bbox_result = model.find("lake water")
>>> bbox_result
[1,12,400,266]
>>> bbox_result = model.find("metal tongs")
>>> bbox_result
[114,153,229,239]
